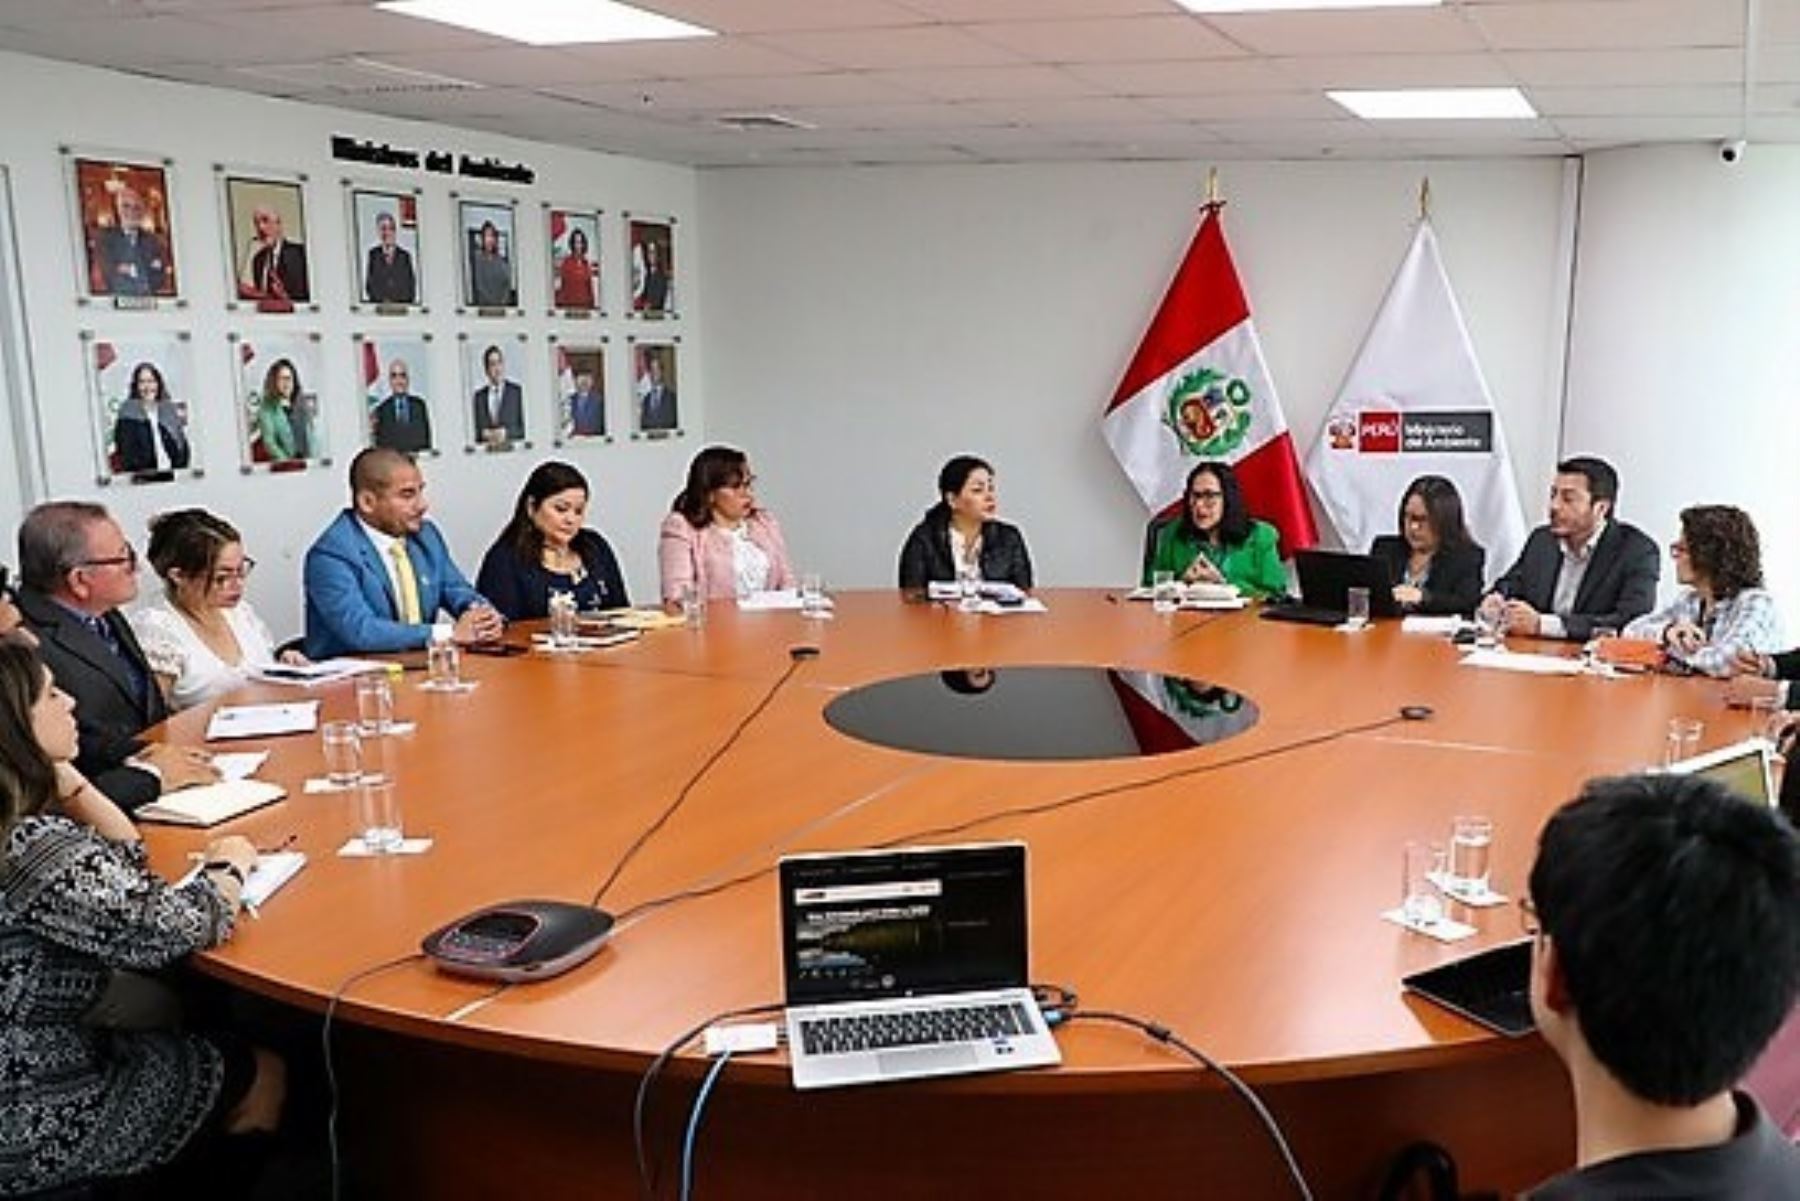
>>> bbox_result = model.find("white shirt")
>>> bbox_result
[131,599,278,711]
[358,516,408,618]
[949,526,983,582]
[1540,520,1606,640]
[727,523,772,599]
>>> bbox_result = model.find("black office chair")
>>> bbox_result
[1140,512,1180,582]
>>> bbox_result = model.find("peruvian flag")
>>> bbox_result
[1102,202,1317,556]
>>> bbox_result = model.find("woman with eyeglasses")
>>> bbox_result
[1142,461,1287,597]
[1368,475,1486,616]
[1623,504,1783,677]
[127,509,305,710]
[659,445,794,603]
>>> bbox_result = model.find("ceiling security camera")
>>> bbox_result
[1719,139,1746,165]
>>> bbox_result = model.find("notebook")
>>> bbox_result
[779,841,1061,1091]
[136,779,286,827]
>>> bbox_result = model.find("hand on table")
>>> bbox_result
[1392,585,1423,609]
[1501,599,1542,637]
[140,742,220,791]
[453,604,505,645]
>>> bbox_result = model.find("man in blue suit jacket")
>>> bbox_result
[304,448,503,658]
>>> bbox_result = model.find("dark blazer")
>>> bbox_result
[1770,649,1800,711]
[898,513,1033,591]
[568,391,604,437]
[16,588,165,812]
[371,393,432,453]
[248,240,310,302]
[476,530,629,621]
[364,244,416,304]
[95,227,168,296]
[112,405,191,474]
[639,384,677,432]
[303,510,485,658]
[1491,521,1660,641]
[472,381,525,443]
[1369,535,1486,617]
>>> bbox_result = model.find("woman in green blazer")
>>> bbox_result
[254,357,311,463]
[1143,461,1287,597]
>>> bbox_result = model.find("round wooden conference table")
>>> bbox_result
[141,589,1763,1201]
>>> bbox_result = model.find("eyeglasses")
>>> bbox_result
[1188,489,1224,503]
[77,546,138,573]
[211,558,256,585]
[725,475,758,491]
[1518,896,1541,938]
[1669,539,1688,555]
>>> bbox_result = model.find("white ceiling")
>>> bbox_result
[1,0,1793,166]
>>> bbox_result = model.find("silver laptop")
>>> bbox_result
[1661,737,1778,806]
[779,841,1062,1091]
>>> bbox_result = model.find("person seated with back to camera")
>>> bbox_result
[1520,771,1800,1197]
[302,448,503,658]
[1142,460,1286,597]
[898,455,1033,592]
[1368,475,1486,616]
[1621,504,1782,677]
[658,445,794,604]
[0,634,299,1198]
[476,460,630,620]
[129,508,308,711]
[1480,456,1659,641]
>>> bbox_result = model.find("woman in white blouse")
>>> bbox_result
[1623,504,1784,677]
[130,509,304,710]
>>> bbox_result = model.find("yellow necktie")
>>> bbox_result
[389,542,422,624]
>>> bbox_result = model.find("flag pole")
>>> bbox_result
[1204,166,1223,213]
[1418,176,1432,222]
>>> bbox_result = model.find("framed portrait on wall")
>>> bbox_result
[355,332,436,455]
[347,182,424,312]
[456,195,519,313]
[219,167,314,313]
[629,336,679,437]
[82,330,201,485]
[460,332,530,452]
[546,205,602,315]
[64,151,181,307]
[624,213,676,319]
[230,331,325,472]
[549,336,608,446]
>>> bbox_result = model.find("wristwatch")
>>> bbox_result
[203,860,246,886]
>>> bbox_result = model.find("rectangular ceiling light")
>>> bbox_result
[1328,87,1537,120]
[375,0,715,46]
[1177,1,1442,11]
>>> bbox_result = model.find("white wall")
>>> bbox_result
[0,51,700,636]
[1564,143,1800,612]
[699,160,1571,590]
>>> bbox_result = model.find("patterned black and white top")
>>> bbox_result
[0,814,236,1195]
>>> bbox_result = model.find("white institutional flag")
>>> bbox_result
[1303,220,1526,577]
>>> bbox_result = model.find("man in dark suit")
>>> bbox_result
[471,345,525,445]
[15,501,217,811]
[94,186,169,297]
[1483,456,1659,641]
[242,205,310,305]
[370,358,432,453]
[1726,646,1800,712]
[364,211,417,305]
[567,368,603,438]
[303,449,502,658]
[638,351,677,432]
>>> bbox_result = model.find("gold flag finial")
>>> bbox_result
[1419,176,1432,220]
[1206,167,1221,208]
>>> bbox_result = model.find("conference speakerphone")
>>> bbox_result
[422,900,615,982]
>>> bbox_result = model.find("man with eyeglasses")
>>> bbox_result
[14,501,218,811]
[1522,773,1800,1197]
[370,357,432,454]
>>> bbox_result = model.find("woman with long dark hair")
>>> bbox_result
[113,360,191,474]
[476,461,629,619]
[1369,475,1486,615]
[1142,460,1285,596]
[898,455,1033,591]
[0,636,286,1195]
[658,446,794,603]
[254,357,310,463]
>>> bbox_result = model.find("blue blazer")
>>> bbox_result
[304,510,485,658]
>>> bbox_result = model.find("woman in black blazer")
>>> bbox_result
[1369,475,1485,616]
[898,455,1033,591]
[477,461,629,619]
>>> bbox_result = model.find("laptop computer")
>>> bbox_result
[779,841,1062,1091]
[1660,737,1778,806]
[1261,550,1402,627]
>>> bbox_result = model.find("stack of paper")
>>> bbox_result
[1459,649,1585,676]
[205,701,320,740]
[251,659,388,687]
[243,851,306,907]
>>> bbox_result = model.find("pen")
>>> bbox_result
[184,851,262,920]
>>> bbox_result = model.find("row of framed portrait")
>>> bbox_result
[65,148,679,319]
[85,329,683,485]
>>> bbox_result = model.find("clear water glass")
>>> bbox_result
[957,567,981,612]
[1474,603,1505,650]
[355,673,394,735]
[548,590,578,648]
[680,582,705,629]
[1581,625,1618,672]
[321,720,362,788]
[800,573,827,619]
[357,776,403,853]
[1151,570,1178,614]
[1401,841,1444,926]
[1448,816,1494,896]
[1345,586,1371,629]
[1665,717,1703,766]
[427,635,461,689]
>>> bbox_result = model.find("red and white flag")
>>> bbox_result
[1103,204,1316,555]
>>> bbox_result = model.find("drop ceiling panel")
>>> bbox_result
[1272,53,1517,89]
[1553,114,1742,140]
[559,38,834,81]
[1144,91,1350,121]
[1200,9,1488,57]
[1501,47,1745,86]
[750,25,1027,70]
[686,72,932,107]
[1468,1,1743,52]
[1061,58,1299,95]
[1528,84,1742,117]
[865,64,1103,101]
[961,95,1182,125]
[643,0,926,35]
[368,48,600,88]
[961,16,1243,64]
[188,5,501,54]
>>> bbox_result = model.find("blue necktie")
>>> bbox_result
[396,397,409,424]
[86,613,148,707]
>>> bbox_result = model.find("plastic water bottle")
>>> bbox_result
[427,620,460,689]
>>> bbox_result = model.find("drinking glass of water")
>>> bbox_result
[1448,815,1494,897]
[357,776,403,854]
[1402,841,1445,927]
[957,566,981,612]
[355,673,394,736]
[1665,717,1703,766]
[800,573,828,619]
[1345,586,1371,630]
[1581,626,1617,673]
[321,720,362,788]
[547,590,579,648]
[1151,570,1178,615]
[680,582,705,630]
[1474,602,1505,650]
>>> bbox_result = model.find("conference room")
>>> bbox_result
[0,1,1797,1199]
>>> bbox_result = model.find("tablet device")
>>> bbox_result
[1402,940,1535,1038]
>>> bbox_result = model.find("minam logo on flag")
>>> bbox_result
[1357,411,1402,453]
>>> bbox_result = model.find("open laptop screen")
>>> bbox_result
[780,843,1028,1007]
[1664,738,1776,806]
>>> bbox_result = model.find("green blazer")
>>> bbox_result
[1144,518,1287,597]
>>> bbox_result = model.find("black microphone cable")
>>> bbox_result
[321,949,430,1201]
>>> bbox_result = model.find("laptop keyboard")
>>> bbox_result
[799,1001,1036,1057]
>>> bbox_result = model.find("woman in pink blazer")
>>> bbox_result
[659,445,796,603]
